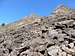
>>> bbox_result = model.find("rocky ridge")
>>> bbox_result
[0,5,75,56]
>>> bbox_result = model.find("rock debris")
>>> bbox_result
[0,5,75,56]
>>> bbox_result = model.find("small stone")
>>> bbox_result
[61,52,67,56]
[67,54,72,56]
[58,49,62,56]
[47,46,60,56]
[68,43,74,48]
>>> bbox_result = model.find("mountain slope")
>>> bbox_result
[0,5,75,56]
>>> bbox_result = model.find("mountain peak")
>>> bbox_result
[53,4,75,16]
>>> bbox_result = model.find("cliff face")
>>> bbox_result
[0,5,75,56]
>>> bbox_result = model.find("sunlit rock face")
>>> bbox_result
[0,5,75,56]
[53,5,75,16]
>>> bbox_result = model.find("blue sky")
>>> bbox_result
[0,0,75,24]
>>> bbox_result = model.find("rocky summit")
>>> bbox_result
[0,5,75,56]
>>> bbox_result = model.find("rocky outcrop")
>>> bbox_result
[0,5,75,56]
